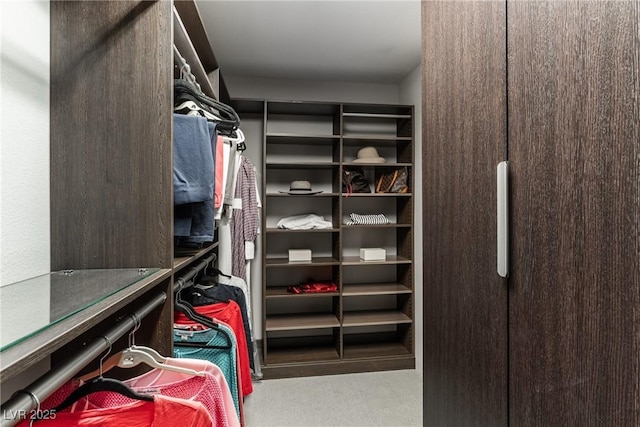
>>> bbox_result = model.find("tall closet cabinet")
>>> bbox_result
[1,0,226,410]
[422,1,639,425]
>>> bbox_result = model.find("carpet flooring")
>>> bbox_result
[243,369,423,427]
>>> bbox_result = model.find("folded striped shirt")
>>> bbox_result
[345,213,391,225]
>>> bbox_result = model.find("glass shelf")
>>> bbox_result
[0,268,160,351]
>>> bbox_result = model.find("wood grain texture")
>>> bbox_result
[51,0,173,270]
[508,1,640,424]
[50,0,173,358]
[422,2,508,425]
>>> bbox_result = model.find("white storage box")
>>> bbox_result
[359,248,386,261]
[289,249,312,262]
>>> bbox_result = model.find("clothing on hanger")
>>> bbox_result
[31,394,212,427]
[190,276,255,372]
[175,302,253,397]
[174,322,242,420]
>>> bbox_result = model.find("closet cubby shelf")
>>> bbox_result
[342,310,412,327]
[266,162,339,169]
[342,162,412,167]
[265,257,340,267]
[342,112,412,119]
[342,342,412,360]
[342,193,412,197]
[342,256,412,265]
[254,100,415,377]
[342,136,413,143]
[266,287,339,298]
[266,228,340,233]
[265,347,340,365]
[265,314,341,331]
[341,283,412,296]
[267,193,340,198]
[342,224,411,229]
[266,133,340,141]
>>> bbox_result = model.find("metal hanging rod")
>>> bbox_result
[173,252,217,293]
[0,292,167,427]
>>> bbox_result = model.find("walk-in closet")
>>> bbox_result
[1,0,638,426]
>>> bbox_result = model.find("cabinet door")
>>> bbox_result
[508,1,640,424]
[422,2,508,425]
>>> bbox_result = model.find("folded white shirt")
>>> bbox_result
[276,214,333,230]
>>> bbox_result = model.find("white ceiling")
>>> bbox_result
[195,0,421,84]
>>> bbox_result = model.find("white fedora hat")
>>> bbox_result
[278,180,323,195]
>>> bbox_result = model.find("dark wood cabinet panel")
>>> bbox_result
[51,1,173,270]
[508,1,640,424]
[422,2,508,425]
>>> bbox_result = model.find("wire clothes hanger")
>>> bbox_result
[50,336,154,415]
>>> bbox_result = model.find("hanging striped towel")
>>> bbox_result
[345,213,391,225]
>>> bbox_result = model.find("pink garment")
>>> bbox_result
[126,358,239,427]
[32,394,212,427]
[214,136,225,209]
[16,359,238,427]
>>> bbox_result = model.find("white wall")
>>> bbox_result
[0,0,52,404]
[0,0,50,286]
[399,64,423,376]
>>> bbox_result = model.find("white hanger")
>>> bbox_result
[116,346,204,376]
[174,100,223,122]
[223,128,245,144]
[76,315,205,382]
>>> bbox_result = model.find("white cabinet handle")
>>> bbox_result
[497,161,509,277]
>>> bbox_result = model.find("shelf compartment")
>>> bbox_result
[265,332,340,365]
[266,162,339,169]
[266,228,340,234]
[266,286,339,298]
[342,310,412,327]
[342,113,412,119]
[342,136,413,144]
[266,314,340,331]
[266,345,340,365]
[173,7,216,99]
[342,283,411,296]
[265,257,340,267]
[342,224,412,229]
[342,255,412,265]
[342,104,413,116]
[342,162,412,168]
[343,340,411,360]
[266,133,340,142]
[267,193,340,197]
[342,193,412,198]
[267,102,340,136]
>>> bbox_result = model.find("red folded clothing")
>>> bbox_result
[287,282,338,294]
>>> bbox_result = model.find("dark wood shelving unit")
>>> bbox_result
[251,100,415,378]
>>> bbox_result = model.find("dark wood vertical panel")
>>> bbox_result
[508,1,640,424]
[51,1,173,270]
[422,2,508,425]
